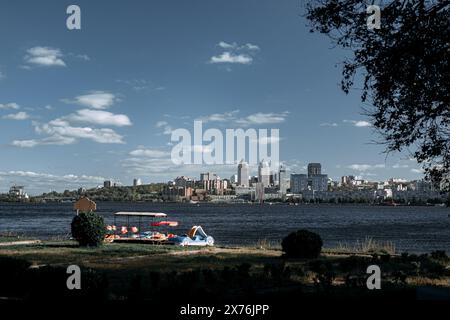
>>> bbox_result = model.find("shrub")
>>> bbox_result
[71,211,105,247]
[281,229,323,259]
[430,250,448,260]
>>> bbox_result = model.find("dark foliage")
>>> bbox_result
[281,229,323,258]
[71,211,105,247]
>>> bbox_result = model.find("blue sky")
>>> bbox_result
[0,0,422,194]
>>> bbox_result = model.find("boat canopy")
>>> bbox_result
[151,221,179,227]
[114,212,167,217]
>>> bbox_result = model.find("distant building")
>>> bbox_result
[9,185,28,200]
[237,160,250,187]
[103,180,112,188]
[162,186,193,202]
[290,174,308,193]
[230,174,238,184]
[248,176,258,186]
[291,163,328,193]
[279,165,287,196]
[341,175,355,185]
[308,163,322,177]
[255,182,265,203]
[174,176,194,188]
[201,172,217,182]
[310,174,328,192]
[258,160,271,187]
[133,178,142,187]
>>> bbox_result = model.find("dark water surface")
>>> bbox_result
[0,202,449,253]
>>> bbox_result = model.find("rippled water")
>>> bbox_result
[0,202,449,253]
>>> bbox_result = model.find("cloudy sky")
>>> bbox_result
[0,0,423,194]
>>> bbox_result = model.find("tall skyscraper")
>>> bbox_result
[279,165,287,196]
[237,160,249,187]
[307,163,322,177]
[258,160,271,187]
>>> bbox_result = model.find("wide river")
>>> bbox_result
[0,202,449,253]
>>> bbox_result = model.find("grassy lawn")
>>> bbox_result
[0,239,449,301]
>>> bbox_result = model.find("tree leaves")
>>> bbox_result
[306,0,450,188]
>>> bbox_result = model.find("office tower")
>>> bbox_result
[258,160,271,187]
[310,174,328,191]
[290,174,308,193]
[237,160,250,187]
[307,163,322,177]
[279,165,287,195]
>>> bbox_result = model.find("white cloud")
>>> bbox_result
[347,164,385,171]
[0,171,105,194]
[210,52,253,64]
[155,121,173,135]
[218,41,237,49]
[156,121,168,128]
[320,122,338,127]
[75,54,90,61]
[129,148,170,158]
[63,109,132,127]
[12,120,125,147]
[0,70,5,79]
[35,122,125,144]
[411,168,424,174]
[12,135,76,148]
[197,110,239,123]
[0,103,20,110]
[2,111,30,120]
[24,46,66,67]
[343,120,372,127]
[66,91,117,109]
[392,163,409,169]
[242,43,260,51]
[236,111,289,126]
[218,41,260,51]
[210,41,260,66]
[251,136,282,145]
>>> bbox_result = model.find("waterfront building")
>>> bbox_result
[103,180,112,188]
[133,178,142,187]
[255,182,265,203]
[237,160,250,187]
[341,175,355,185]
[310,174,328,192]
[174,176,194,188]
[9,185,29,200]
[290,174,308,193]
[279,165,287,196]
[307,163,322,177]
[258,160,271,187]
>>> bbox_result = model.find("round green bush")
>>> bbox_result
[71,211,105,247]
[281,229,323,258]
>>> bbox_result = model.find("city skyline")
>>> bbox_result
[0,0,425,195]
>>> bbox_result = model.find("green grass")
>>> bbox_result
[0,240,449,301]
